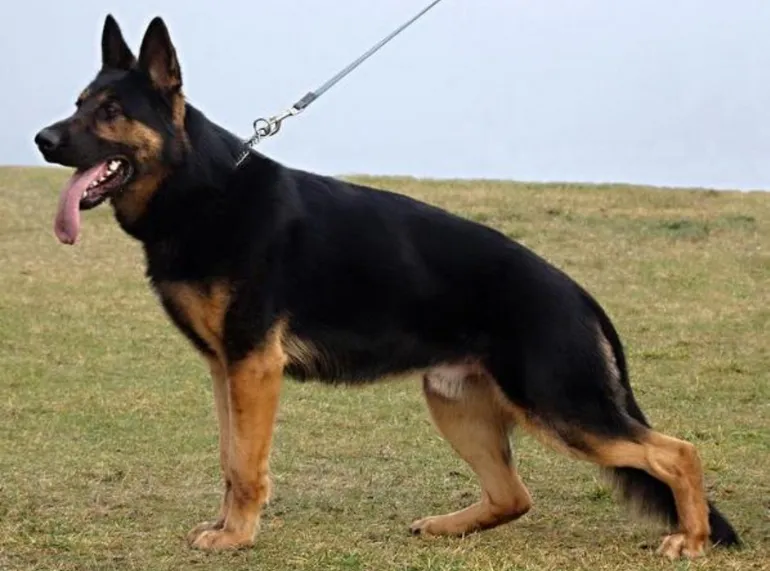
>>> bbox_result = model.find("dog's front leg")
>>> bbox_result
[190,338,285,551]
[187,356,232,544]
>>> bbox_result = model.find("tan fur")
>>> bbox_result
[96,115,169,223]
[155,281,231,359]
[595,325,629,410]
[170,92,189,148]
[154,281,241,547]
[490,391,583,459]
[142,42,182,93]
[111,169,168,225]
[156,281,291,551]
[185,356,232,543]
[411,371,532,536]
[583,431,709,558]
[172,94,186,130]
[190,323,287,550]
[496,410,710,560]
[485,356,710,560]
[597,327,620,384]
[96,117,164,163]
[486,367,711,559]
[423,362,484,401]
[282,333,327,377]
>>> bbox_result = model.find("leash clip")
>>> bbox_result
[234,106,302,167]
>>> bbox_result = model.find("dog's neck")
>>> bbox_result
[112,103,284,244]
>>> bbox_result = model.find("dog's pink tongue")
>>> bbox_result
[54,163,107,244]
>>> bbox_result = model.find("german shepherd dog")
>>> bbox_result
[34,15,739,559]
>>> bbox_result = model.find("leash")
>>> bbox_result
[234,0,446,167]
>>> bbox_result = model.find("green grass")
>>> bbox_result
[1,166,768,570]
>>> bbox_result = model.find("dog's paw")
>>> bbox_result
[409,517,431,536]
[410,515,464,537]
[190,528,254,551]
[186,520,223,545]
[656,532,707,560]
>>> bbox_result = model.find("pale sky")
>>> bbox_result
[4,0,770,190]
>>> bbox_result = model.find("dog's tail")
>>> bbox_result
[586,293,741,548]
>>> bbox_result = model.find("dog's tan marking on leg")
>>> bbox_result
[154,281,243,545]
[412,370,532,536]
[191,324,287,551]
[186,356,233,544]
[493,395,582,459]
[492,372,710,560]
[532,427,710,560]
[588,432,710,560]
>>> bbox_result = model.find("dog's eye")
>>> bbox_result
[98,100,122,121]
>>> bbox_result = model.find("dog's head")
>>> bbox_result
[35,15,187,243]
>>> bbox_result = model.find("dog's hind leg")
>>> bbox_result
[581,430,711,559]
[484,323,719,559]
[411,366,532,536]
[505,412,712,560]
[186,356,232,544]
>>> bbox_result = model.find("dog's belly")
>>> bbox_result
[281,329,474,386]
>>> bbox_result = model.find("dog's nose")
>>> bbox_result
[35,127,63,153]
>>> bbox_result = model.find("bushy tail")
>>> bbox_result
[585,292,741,548]
[606,468,740,547]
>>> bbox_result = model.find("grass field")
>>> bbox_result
[1,166,768,571]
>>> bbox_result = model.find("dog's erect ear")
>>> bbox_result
[101,14,136,70]
[138,17,182,92]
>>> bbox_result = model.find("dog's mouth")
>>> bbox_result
[80,158,132,209]
[54,157,132,245]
